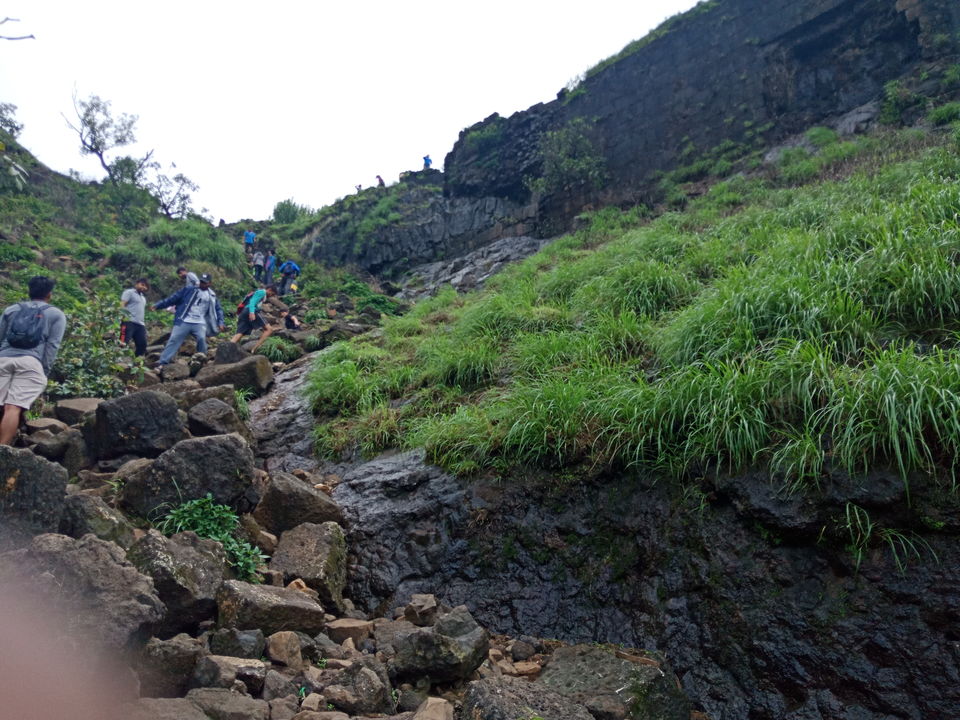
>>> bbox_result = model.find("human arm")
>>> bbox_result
[246,289,266,318]
[215,298,226,332]
[121,289,133,307]
[41,310,67,375]
[153,287,185,311]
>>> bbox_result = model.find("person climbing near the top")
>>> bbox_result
[243,229,256,254]
[264,250,277,286]
[251,249,265,283]
[230,284,279,352]
[277,259,301,296]
[423,154,432,169]
[376,175,385,188]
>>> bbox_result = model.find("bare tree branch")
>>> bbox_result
[0,17,33,40]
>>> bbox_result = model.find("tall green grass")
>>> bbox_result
[306,131,960,494]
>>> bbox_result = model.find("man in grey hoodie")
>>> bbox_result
[0,276,67,445]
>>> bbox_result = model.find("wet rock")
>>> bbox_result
[196,355,274,395]
[188,398,253,443]
[0,533,164,649]
[248,358,320,473]
[538,645,688,720]
[403,594,439,627]
[55,397,103,425]
[262,668,299,701]
[125,697,212,720]
[59,493,136,548]
[208,628,266,659]
[0,446,68,548]
[119,433,257,519]
[254,472,344,536]
[215,342,251,365]
[389,605,489,683]
[191,655,267,694]
[127,529,228,636]
[84,390,185,460]
[463,675,593,720]
[217,579,327,635]
[269,522,347,612]
[186,688,270,720]
[266,630,303,669]
[322,656,394,716]
[138,633,207,697]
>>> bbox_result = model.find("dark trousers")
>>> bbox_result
[253,265,264,283]
[120,321,148,357]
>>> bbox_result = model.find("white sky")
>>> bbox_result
[1,0,699,223]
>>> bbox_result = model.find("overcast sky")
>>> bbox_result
[2,0,699,224]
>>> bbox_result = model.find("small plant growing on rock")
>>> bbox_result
[256,336,303,363]
[157,494,267,582]
[234,387,252,421]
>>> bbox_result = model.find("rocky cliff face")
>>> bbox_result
[445,0,960,232]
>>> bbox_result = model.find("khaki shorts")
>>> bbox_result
[0,356,47,409]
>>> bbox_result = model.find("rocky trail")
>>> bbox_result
[0,332,692,720]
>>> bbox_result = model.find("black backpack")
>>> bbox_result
[5,303,48,349]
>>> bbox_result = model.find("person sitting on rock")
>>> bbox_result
[282,310,302,330]
[153,273,225,367]
[230,284,278,352]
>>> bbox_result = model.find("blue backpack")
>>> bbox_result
[5,303,48,349]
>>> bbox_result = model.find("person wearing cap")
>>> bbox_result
[119,278,150,357]
[152,273,226,367]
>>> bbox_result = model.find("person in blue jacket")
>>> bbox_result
[277,259,301,296]
[153,273,226,367]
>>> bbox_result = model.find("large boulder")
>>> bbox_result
[84,390,185,459]
[268,522,347,613]
[322,657,394,716]
[138,634,207,698]
[0,533,164,649]
[253,472,343,535]
[188,398,253,444]
[195,355,273,395]
[217,579,327,635]
[119,434,257,520]
[125,697,212,720]
[191,655,267,695]
[463,675,594,720]
[538,645,690,720]
[175,384,238,411]
[186,688,270,720]
[388,605,489,682]
[127,529,228,636]
[0,446,68,548]
[59,493,136,548]
[208,627,266,659]
[54,397,103,425]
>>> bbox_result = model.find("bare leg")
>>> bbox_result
[0,404,23,445]
[229,333,243,344]
[250,325,275,352]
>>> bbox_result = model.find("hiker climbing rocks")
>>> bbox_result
[0,276,67,445]
[277,259,301,297]
[120,278,150,357]
[423,154,432,169]
[376,175,385,188]
[177,266,199,288]
[243,229,256,254]
[230,284,278,351]
[153,273,225,367]
[251,249,266,283]
[264,250,277,286]
[282,310,302,330]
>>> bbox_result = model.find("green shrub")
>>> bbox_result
[273,198,311,223]
[527,118,607,195]
[928,102,960,126]
[256,336,303,363]
[157,494,267,581]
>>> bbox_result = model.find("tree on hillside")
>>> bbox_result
[148,163,199,219]
[64,93,198,218]
[0,103,23,137]
[64,94,151,185]
[0,17,34,41]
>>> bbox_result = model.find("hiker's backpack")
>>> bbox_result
[4,303,48,349]
[236,291,256,317]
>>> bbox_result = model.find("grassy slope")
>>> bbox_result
[307,121,960,503]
